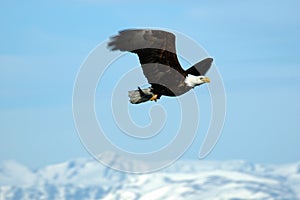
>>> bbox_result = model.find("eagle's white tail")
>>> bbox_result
[128,87,153,104]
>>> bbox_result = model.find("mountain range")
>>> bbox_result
[0,158,299,200]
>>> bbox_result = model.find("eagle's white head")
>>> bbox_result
[184,74,211,88]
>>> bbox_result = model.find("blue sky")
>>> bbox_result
[0,0,300,169]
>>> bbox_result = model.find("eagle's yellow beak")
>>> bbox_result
[203,77,211,83]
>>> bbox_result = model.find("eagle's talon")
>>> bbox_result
[150,94,158,102]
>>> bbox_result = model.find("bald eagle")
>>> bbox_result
[108,29,213,104]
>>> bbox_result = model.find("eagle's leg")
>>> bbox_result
[150,94,158,102]
[137,87,146,96]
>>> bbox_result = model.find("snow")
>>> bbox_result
[0,158,299,200]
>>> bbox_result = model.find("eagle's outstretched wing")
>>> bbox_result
[107,29,186,85]
[186,58,213,76]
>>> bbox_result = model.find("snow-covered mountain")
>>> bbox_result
[0,158,299,200]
